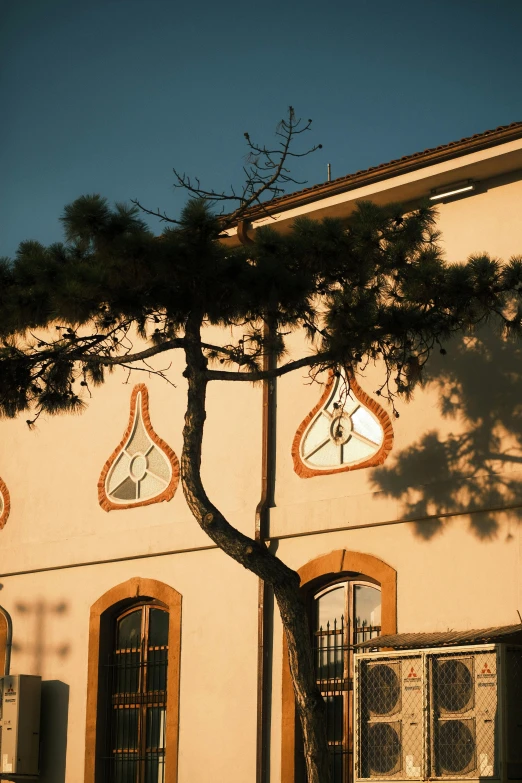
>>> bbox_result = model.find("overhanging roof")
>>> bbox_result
[223,121,522,244]
[354,623,522,650]
[244,121,522,219]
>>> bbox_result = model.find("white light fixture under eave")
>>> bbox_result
[429,180,475,201]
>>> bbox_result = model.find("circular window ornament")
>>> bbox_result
[129,454,148,482]
[330,414,353,445]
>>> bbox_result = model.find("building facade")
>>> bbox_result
[1,122,522,782]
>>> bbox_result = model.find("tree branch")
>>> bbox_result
[206,352,334,381]
[132,108,321,233]
[129,201,182,225]
[97,338,186,365]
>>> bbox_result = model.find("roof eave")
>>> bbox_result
[241,121,522,222]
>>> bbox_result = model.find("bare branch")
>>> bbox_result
[97,338,185,365]
[133,108,321,233]
[130,200,181,225]
[117,362,178,389]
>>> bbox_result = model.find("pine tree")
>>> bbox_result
[1,111,522,783]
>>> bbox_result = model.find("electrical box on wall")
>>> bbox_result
[0,675,41,779]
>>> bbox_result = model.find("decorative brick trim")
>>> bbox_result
[281,550,397,783]
[85,577,182,783]
[98,384,180,512]
[0,476,11,529]
[291,370,394,478]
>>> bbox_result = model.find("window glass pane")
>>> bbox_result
[149,608,169,647]
[354,584,381,643]
[326,695,343,743]
[114,708,139,750]
[316,586,345,631]
[114,651,140,694]
[147,648,167,693]
[117,609,142,649]
[112,477,138,501]
[145,755,165,783]
[146,707,166,750]
[329,750,343,783]
[113,758,138,783]
[315,623,344,680]
[315,587,345,680]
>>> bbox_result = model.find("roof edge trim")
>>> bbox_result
[236,121,522,223]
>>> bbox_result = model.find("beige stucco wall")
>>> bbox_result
[0,334,263,573]
[437,174,522,262]
[1,155,522,782]
[268,514,522,781]
[1,551,259,783]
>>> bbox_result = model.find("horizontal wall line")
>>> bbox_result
[2,499,521,579]
[0,543,218,578]
[271,500,522,541]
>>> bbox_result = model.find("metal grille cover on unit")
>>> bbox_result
[354,644,522,782]
[358,654,423,780]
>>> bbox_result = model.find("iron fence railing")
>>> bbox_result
[314,616,381,783]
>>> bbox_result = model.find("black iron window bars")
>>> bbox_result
[104,604,168,783]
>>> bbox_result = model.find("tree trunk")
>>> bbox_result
[181,314,331,783]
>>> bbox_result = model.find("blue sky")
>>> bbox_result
[2,0,522,257]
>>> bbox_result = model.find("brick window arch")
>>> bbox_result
[85,577,181,783]
[281,550,397,783]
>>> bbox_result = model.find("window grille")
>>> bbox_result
[313,581,381,783]
[104,603,168,783]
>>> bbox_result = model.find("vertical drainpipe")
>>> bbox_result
[237,220,275,783]
[0,604,13,675]
[255,320,276,783]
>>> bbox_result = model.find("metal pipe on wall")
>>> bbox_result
[236,220,275,783]
[254,317,277,783]
[0,604,13,675]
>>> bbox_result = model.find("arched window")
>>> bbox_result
[108,602,169,782]
[313,579,381,783]
[281,550,397,783]
[85,578,181,783]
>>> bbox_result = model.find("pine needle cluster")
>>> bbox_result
[1,192,522,423]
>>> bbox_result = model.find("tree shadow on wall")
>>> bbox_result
[371,327,522,540]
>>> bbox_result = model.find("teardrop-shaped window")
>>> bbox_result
[292,370,393,478]
[99,384,179,511]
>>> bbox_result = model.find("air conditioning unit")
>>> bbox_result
[0,675,41,779]
[354,644,522,783]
